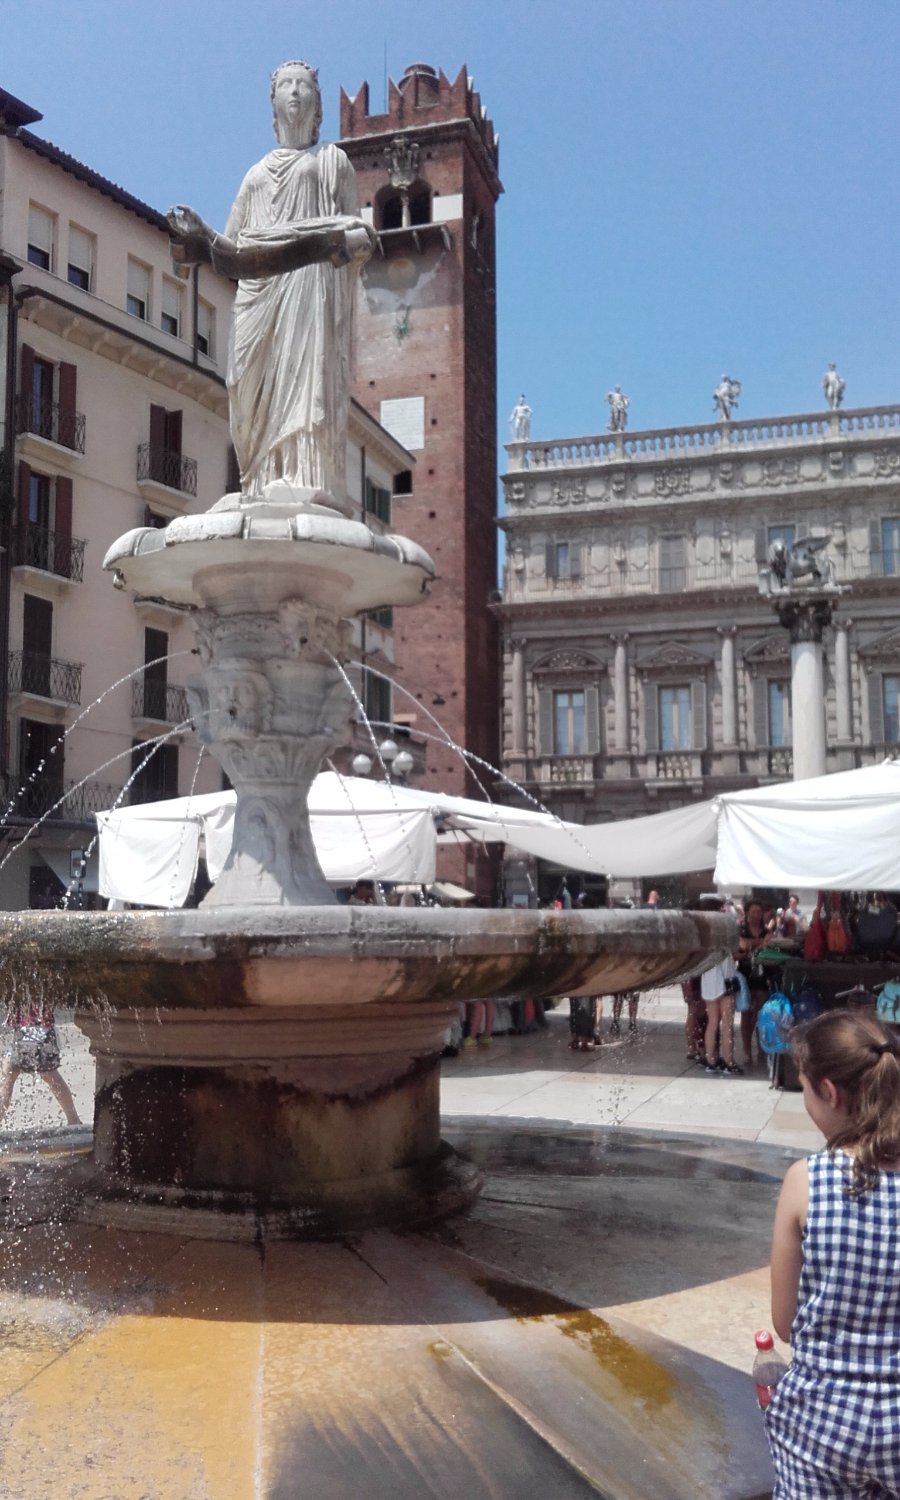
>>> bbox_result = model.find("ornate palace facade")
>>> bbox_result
[497,405,900,885]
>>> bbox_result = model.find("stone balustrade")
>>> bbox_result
[513,743,892,794]
[506,405,900,473]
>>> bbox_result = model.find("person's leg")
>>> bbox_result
[740,1003,755,1065]
[592,996,604,1043]
[464,1002,481,1046]
[477,1001,495,1046]
[704,998,722,1070]
[40,1070,81,1125]
[0,1061,20,1123]
[720,995,739,1070]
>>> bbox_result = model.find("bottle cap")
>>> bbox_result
[754,1330,774,1350]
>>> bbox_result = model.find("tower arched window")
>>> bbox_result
[379,194,403,231]
[409,187,432,225]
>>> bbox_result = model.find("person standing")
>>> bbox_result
[0,997,80,1127]
[701,949,742,1075]
[738,899,770,1068]
[766,1010,900,1497]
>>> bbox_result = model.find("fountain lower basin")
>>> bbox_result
[0,906,733,1238]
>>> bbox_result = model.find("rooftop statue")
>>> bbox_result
[606,385,630,433]
[167,60,374,507]
[713,374,741,421]
[509,393,532,441]
[823,362,846,411]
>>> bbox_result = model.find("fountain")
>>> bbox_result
[0,62,771,1498]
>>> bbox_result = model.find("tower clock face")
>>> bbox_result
[360,241,449,315]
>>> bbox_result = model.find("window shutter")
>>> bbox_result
[585,685,601,755]
[869,673,885,745]
[226,445,241,494]
[796,520,808,540]
[643,681,659,753]
[538,689,553,754]
[569,542,582,579]
[16,461,31,528]
[19,343,35,405]
[58,362,76,416]
[869,519,884,577]
[752,677,768,748]
[165,408,182,457]
[754,528,769,566]
[53,476,73,578]
[544,542,556,579]
[150,404,167,450]
[54,476,72,540]
[691,679,707,750]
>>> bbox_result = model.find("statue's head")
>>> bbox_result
[271,60,322,147]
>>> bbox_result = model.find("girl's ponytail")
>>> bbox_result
[793,1010,900,1195]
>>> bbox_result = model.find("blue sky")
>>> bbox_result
[5,0,899,445]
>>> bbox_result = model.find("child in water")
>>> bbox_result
[767,1009,900,1498]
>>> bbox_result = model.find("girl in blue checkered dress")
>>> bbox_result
[767,1009,900,1499]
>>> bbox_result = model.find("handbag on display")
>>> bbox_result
[825,893,852,956]
[855,901,898,954]
[876,980,900,1025]
[803,894,827,962]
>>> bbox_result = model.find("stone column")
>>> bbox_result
[718,626,737,748]
[510,639,527,755]
[834,619,853,743]
[611,633,630,754]
[774,597,836,781]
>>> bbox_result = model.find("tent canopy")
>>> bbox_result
[95,761,900,907]
[714,760,900,891]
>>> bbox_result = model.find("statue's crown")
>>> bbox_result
[271,60,319,92]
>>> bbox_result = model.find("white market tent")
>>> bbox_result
[95,761,900,907]
[437,761,900,892]
[96,771,569,907]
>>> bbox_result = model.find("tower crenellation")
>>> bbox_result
[339,63,499,169]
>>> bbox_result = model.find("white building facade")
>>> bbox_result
[497,406,900,898]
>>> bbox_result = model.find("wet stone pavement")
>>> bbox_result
[0,990,819,1498]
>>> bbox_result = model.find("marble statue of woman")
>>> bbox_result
[167,61,374,507]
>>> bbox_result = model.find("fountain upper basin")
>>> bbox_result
[103,508,435,613]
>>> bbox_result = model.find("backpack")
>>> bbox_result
[757,994,794,1055]
[734,971,753,1013]
[876,980,900,1025]
[792,985,824,1026]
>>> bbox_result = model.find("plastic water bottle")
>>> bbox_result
[753,1329,788,1409]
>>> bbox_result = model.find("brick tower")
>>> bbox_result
[339,64,502,889]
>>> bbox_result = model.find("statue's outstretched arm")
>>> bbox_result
[167,204,374,280]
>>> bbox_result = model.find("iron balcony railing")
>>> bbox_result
[131,675,190,724]
[16,393,86,453]
[4,777,125,823]
[9,524,85,582]
[136,442,198,496]
[7,650,82,705]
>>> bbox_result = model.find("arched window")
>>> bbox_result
[379,194,403,231]
[409,187,432,225]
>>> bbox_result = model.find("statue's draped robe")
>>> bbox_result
[225,143,361,497]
